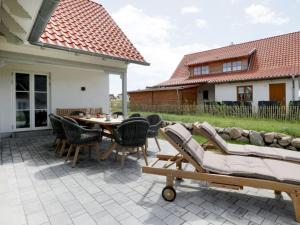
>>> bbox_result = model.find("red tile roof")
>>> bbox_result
[157,31,300,87]
[39,0,148,65]
[186,48,256,66]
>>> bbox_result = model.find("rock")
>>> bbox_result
[236,136,249,144]
[275,133,286,139]
[270,144,282,148]
[264,132,275,144]
[278,136,292,147]
[291,138,300,149]
[287,146,297,151]
[215,127,224,133]
[249,131,265,146]
[242,130,250,137]
[223,128,230,135]
[220,133,231,141]
[273,139,278,144]
[229,127,243,139]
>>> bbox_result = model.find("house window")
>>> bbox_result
[223,62,232,72]
[237,86,253,101]
[193,66,209,75]
[223,61,242,72]
[203,90,209,100]
[232,61,242,71]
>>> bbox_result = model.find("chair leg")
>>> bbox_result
[72,145,81,167]
[121,148,126,168]
[290,192,300,223]
[100,142,117,160]
[95,143,101,161]
[52,137,58,147]
[142,145,148,166]
[59,140,67,157]
[136,147,141,159]
[55,139,61,153]
[66,144,74,161]
[154,137,162,152]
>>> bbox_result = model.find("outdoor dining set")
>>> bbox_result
[49,111,163,168]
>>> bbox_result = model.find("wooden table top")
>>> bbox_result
[74,117,123,126]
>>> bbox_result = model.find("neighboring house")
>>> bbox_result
[0,0,148,135]
[129,32,300,107]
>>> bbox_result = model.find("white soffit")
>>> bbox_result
[0,0,43,43]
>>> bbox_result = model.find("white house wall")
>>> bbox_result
[0,63,109,134]
[215,79,298,107]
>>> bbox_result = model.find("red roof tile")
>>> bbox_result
[39,0,148,65]
[157,31,300,87]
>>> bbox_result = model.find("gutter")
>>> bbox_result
[292,75,296,101]
[28,0,60,43]
[31,42,151,66]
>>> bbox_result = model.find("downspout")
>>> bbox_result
[292,75,296,101]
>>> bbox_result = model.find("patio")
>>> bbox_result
[0,134,297,225]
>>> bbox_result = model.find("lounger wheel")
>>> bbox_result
[162,186,176,202]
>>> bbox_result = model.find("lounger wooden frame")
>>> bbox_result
[142,128,300,222]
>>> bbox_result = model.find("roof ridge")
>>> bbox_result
[184,30,300,57]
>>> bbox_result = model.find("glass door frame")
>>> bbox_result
[13,71,50,132]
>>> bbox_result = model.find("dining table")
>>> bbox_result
[72,116,123,160]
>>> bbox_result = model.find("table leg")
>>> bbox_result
[100,142,117,160]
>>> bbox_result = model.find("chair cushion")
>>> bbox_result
[74,132,100,144]
[165,123,204,164]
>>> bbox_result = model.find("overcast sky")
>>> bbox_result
[94,0,300,95]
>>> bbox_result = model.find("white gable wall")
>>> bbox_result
[0,62,109,134]
[215,78,298,107]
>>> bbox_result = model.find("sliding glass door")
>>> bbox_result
[14,72,49,131]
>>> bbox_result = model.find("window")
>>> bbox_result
[223,61,242,72]
[232,61,242,71]
[237,86,253,101]
[203,90,209,100]
[193,65,209,75]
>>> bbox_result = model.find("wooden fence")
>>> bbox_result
[130,104,300,120]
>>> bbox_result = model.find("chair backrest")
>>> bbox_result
[115,120,149,147]
[61,118,82,143]
[129,113,141,118]
[63,116,79,125]
[112,111,124,117]
[49,114,65,138]
[146,114,162,126]
[122,117,147,124]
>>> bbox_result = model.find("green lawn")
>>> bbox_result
[134,112,300,137]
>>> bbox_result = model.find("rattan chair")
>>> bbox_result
[61,118,102,167]
[129,113,142,118]
[146,114,163,152]
[113,120,149,168]
[49,114,68,155]
[112,111,124,117]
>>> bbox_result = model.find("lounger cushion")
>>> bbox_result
[228,144,300,163]
[203,151,300,184]
[197,122,300,163]
[198,122,228,151]
[165,123,205,164]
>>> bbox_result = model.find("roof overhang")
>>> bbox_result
[186,48,257,67]
[30,42,151,66]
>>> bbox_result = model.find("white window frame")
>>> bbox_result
[12,71,50,132]
[194,65,209,76]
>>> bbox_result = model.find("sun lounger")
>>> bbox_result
[142,123,300,222]
[193,121,300,163]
